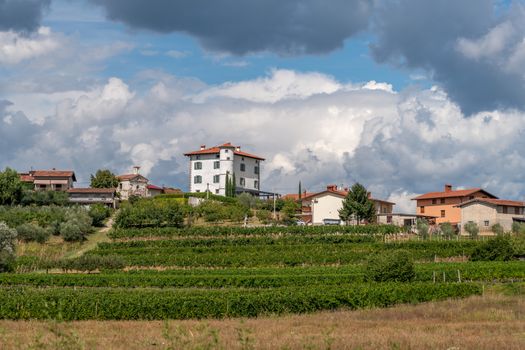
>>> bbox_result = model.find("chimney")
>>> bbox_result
[444,184,452,192]
[327,184,337,191]
[133,166,140,175]
[200,145,206,150]
[235,146,241,152]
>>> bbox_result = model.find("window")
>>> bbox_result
[254,180,258,189]
[226,157,230,160]
[432,199,436,204]
[254,166,259,174]
[213,175,220,183]
[215,189,219,194]
[225,149,229,153]
[240,163,246,172]
[119,183,122,189]
[240,177,245,186]
[440,210,445,218]
[194,175,202,184]
[387,215,392,224]
[469,196,474,200]
[194,162,202,170]
[503,206,508,214]
[484,220,490,227]
[382,207,388,214]
[216,154,220,158]
[420,206,425,214]
[213,161,220,169]
[440,198,445,204]
[55,184,62,190]
[196,155,200,160]
[241,157,245,161]
[515,207,521,215]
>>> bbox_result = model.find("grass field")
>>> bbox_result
[0,293,523,350]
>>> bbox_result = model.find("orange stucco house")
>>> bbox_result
[412,184,497,225]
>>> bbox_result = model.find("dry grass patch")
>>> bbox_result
[0,293,523,349]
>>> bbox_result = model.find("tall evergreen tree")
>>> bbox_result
[338,183,375,224]
[225,172,231,197]
[298,181,302,200]
[231,173,237,197]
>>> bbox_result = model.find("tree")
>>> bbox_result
[338,183,375,224]
[470,235,515,261]
[298,181,302,200]
[464,221,479,238]
[0,167,24,206]
[237,192,257,209]
[491,223,504,236]
[0,222,17,272]
[90,169,119,188]
[416,219,429,239]
[440,222,455,239]
[281,199,300,224]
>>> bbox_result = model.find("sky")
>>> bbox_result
[1,0,525,212]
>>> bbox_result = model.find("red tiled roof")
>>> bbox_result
[301,188,395,205]
[67,188,115,194]
[184,143,265,160]
[147,184,163,190]
[412,188,497,200]
[282,193,316,201]
[163,187,183,194]
[455,198,525,208]
[32,170,76,181]
[19,173,34,183]
[117,174,149,181]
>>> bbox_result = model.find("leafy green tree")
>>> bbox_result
[0,167,24,205]
[15,223,50,243]
[338,183,375,224]
[440,222,455,239]
[0,222,17,272]
[464,221,479,238]
[198,201,227,224]
[281,199,300,224]
[417,218,429,239]
[89,204,111,227]
[21,190,69,206]
[511,222,525,234]
[90,169,119,188]
[256,209,272,224]
[237,192,257,209]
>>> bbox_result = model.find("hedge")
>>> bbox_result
[0,282,482,320]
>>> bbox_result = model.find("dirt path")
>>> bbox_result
[63,215,114,259]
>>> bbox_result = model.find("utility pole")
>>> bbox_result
[273,188,276,219]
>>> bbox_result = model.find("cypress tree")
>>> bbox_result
[298,181,302,200]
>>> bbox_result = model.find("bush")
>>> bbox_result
[89,204,111,227]
[491,223,504,236]
[20,190,69,206]
[511,222,525,235]
[470,235,515,261]
[464,222,479,238]
[366,250,415,282]
[59,254,126,272]
[115,199,184,228]
[60,208,93,241]
[15,223,50,243]
[256,209,272,224]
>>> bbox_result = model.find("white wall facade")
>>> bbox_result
[118,177,148,200]
[188,146,262,196]
[310,193,344,225]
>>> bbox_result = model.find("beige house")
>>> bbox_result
[117,167,149,200]
[300,185,394,225]
[456,198,525,235]
[67,188,118,208]
[20,170,76,191]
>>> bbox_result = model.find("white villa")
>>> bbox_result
[184,143,265,196]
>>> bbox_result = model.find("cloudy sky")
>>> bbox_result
[2,0,525,211]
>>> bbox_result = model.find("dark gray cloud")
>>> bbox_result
[371,0,525,114]
[89,0,372,55]
[0,0,50,32]
[0,100,40,165]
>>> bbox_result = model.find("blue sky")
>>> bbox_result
[2,0,525,211]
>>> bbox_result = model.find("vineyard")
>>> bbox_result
[2,224,524,320]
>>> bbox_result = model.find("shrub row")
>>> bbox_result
[2,261,522,289]
[0,282,481,320]
[108,225,404,239]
